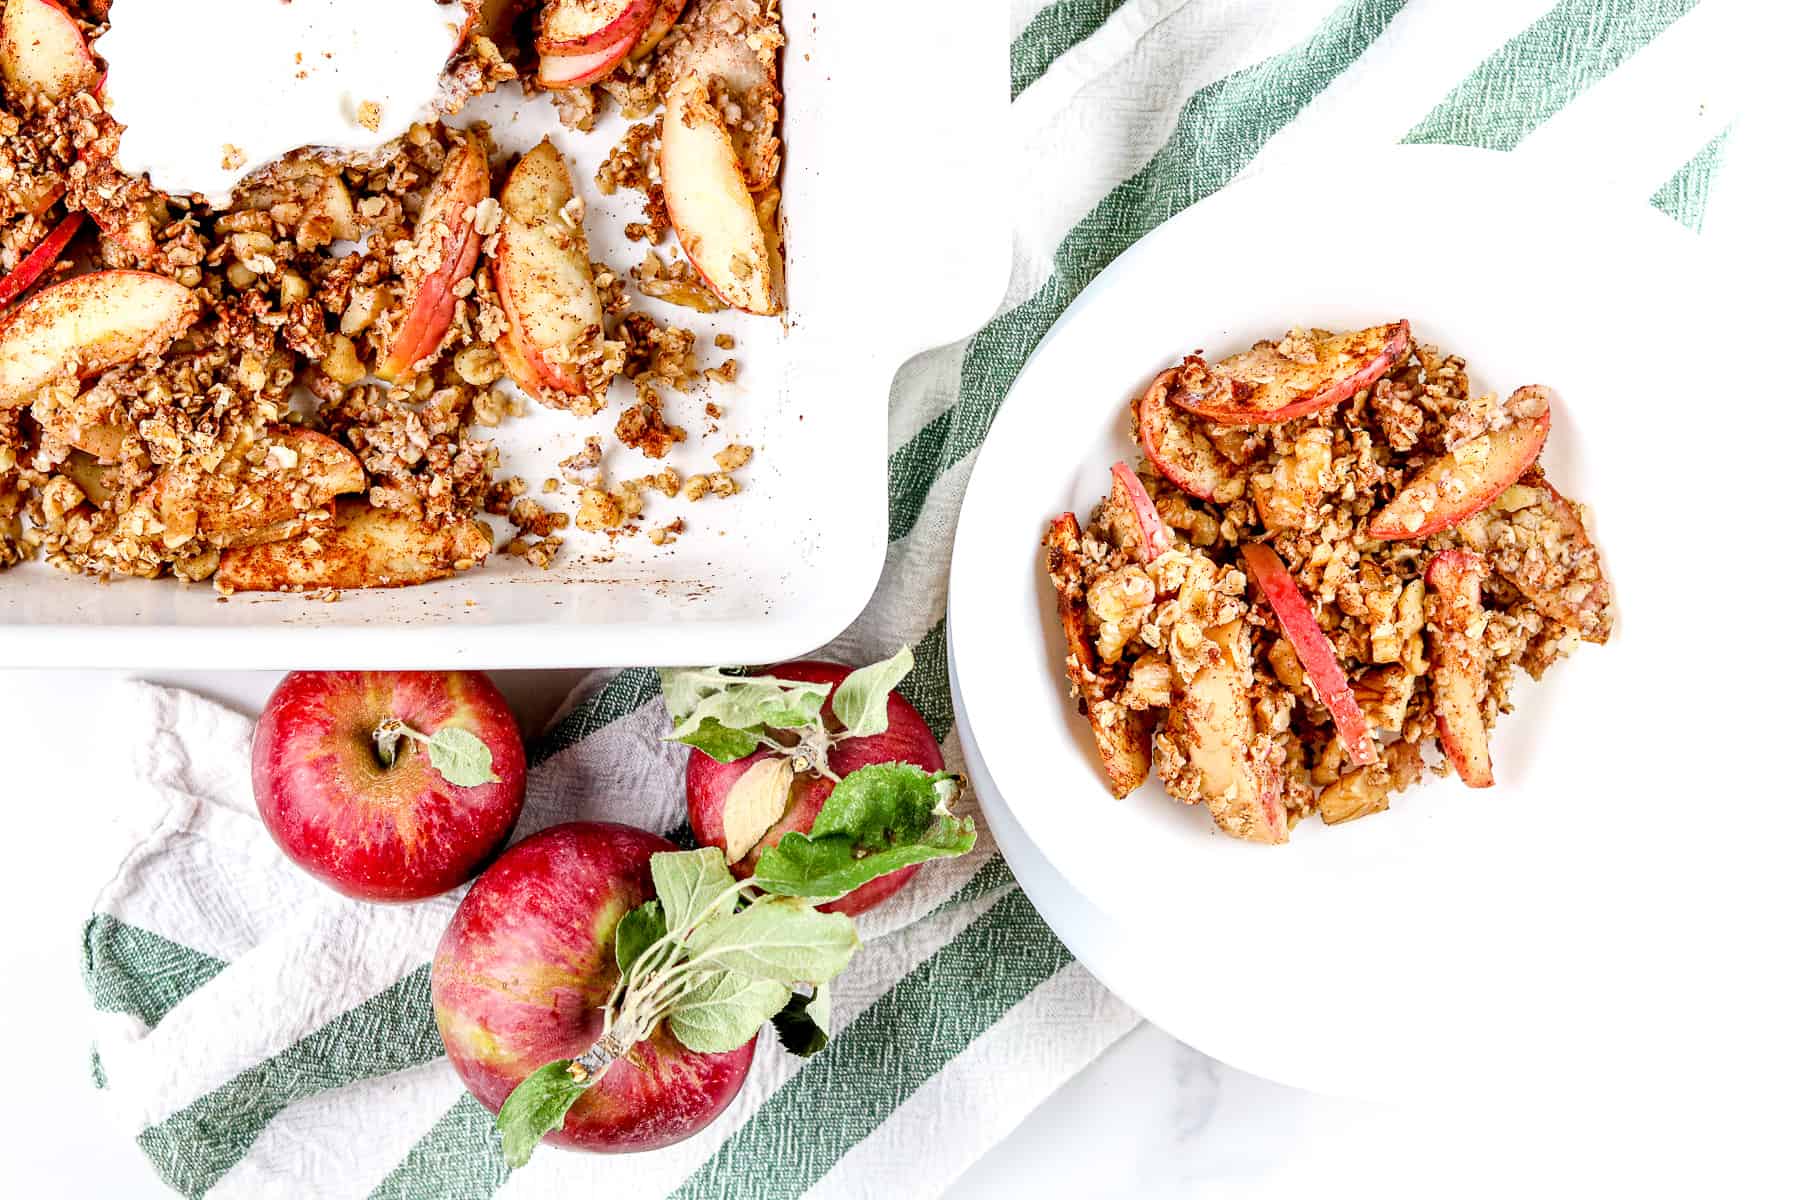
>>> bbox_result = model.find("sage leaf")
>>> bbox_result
[770,982,832,1057]
[666,969,790,1054]
[496,1060,587,1169]
[753,764,976,900]
[829,645,914,738]
[615,901,665,976]
[683,895,858,985]
[650,848,737,940]
[425,727,501,787]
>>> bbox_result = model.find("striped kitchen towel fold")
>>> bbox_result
[81,0,1740,1196]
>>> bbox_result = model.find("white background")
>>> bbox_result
[3,106,1794,1198]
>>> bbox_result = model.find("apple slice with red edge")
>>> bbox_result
[628,0,686,60]
[148,429,366,549]
[660,72,778,315]
[535,0,652,84]
[1160,618,1288,844]
[1109,461,1171,562]
[1169,321,1411,426]
[686,661,944,917]
[493,141,603,400]
[376,139,490,381]
[0,210,83,310]
[1045,512,1154,797]
[1,0,99,101]
[1135,367,1238,500]
[1425,549,1493,788]
[1240,542,1378,768]
[1370,389,1552,540]
[0,269,199,408]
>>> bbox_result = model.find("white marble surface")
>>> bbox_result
[3,106,1795,1200]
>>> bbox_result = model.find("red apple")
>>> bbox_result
[433,822,757,1152]
[687,661,943,916]
[251,670,527,901]
[0,210,83,311]
[1240,542,1378,768]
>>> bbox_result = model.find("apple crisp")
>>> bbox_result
[1044,321,1613,844]
[0,0,783,591]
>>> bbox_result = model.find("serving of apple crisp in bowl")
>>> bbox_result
[1046,321,1612,844]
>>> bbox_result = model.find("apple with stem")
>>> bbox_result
[687,661,944,916]
[251,670,527,901]
[433,822,758,1153]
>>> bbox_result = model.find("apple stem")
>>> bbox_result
[372,718,424,768]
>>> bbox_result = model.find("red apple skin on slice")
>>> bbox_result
[0,270,199,407]
[1240,542,1378,768]
[376,140,490,381]
[539,0,653,51]
[1109,461,1171,562]
[1169,321,1411,426]
[1045,513,1153,798]
[1135,367,1239,501]
[660,73,778,315]
[628,0,686,60]
[1369,390,1552,540]
[1,0,99,102]
[493,141,603,400]
[0,210,83,310]
[1425,549,1493,788]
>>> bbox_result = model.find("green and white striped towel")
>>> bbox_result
[81,1,1741,1195]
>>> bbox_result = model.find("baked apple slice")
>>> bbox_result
[1458,469,1612,645]
[536,0,653,85]
[1,0,99,101]
[1240,542,1378,767]
[660,72,778,315]
[217,500,492,591]
[375,138,490,381]
[1369,388,1552,540]
[629,0,687,61]
[0,270,200,407]
[1135,367,1238,500]
[493,140,603,401]
[1157,618,1287,844]
[149,430,366,549]
[1169,321,1411,426]
[1425,549,1493,788]
[0,211,83,310]
[1045,513,1154,798]
[1109,461,1171,562]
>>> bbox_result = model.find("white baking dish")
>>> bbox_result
[0,1,1009,668]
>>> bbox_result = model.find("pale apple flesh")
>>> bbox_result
[1169,321,1411,426]
[1370,390,1552,540]
[1458,470,1613,645]
[659,73,777,315]
[0,270,200,407]
[1240,542,1378,768]
[216,499,492,591]
[1157,618,1288,844]
[252,669,528,902]
[1135,367,1239,501]
[494,140,603,399]
[433,822,758,1152]
[686,661,941,917]
[377,139,490,381]
[1425,549,1493,788]
[0,0,99,101]
[1109,460,1171,562]
[0,210,84,310]
[628,0,687,60]
[1044,512,1154,798]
